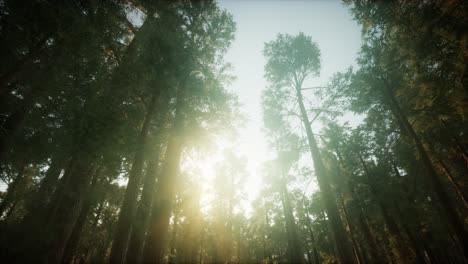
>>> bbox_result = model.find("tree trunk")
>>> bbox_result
[338,194,364,264]
[351,189,383,263]
[142,137,183,263]
[199,229,205,264]
[393,202,428,264]
[126,144,161,264]
[0,163,27,218]
[61,166,101,264]
[279,178,303,264]
[424,134,468,208]
[303,208,320,264]
[440,119,468,165]
[334,147,382,263]
[180,211,201,264]
[168,205,180,264]
[38,156,66,203]
[38,18,155,259]
[295,84,356,263]
[358,155,413,263]
[108,95,158,264]
[42,157,96,264]
[381,79,468,257]
[143,86,186,263]
[22,155,67,222]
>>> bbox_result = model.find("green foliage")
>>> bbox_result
[0,1,466,263]
[264,32,321,86]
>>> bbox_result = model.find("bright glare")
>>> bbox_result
[182,0,362,215]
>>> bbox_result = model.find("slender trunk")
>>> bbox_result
[424,135,468,208]
[168,208,180,264]
[338,194,363,264]
[199,229,204,264]
[42,157,96,264]
[441,119,468,165]
[34,24,149,260]
[0,163,26,217]
[304,208,320,264]
[279,178,303,264]
[37,155,66,203]
[306,249,313,264]
[295,84,356,263]
[61,166,102,264]
[358,155,413,262]
[225,199,233,262]
[43,155,76,225]
[237,224,241,263]
[4,200,17,219]
[60,203,90,264]
[351,189,382,263]
[334,147,381,263]
[330,151,362,264]
[143,87,186,263]
[108,95,158,264]
[393,202,428,264]
[17,13,157,263]
[22,155,67,223]
[142,137,183,263]
[264,204,273,263]
[126,144,161,264]
[381,79,468,257]
[180,211,201,264]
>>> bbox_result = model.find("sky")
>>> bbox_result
[201,0,363,209]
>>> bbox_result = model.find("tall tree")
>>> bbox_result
[263,33,356,263]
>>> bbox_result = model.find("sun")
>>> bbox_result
[180,135,269,216]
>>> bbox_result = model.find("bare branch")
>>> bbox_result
[301,86,329,90]
[124,17,138,35]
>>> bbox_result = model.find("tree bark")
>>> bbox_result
[31,14,158,263]
[303,205,320,264]
[279,177,303,264]
[423,134,468,208]
[338,193,364,264]
[61,166,101,264]
[358,155,414,263]
[295,83,356,263]
[381,79,468,258]
[108,95,158,264]
[142,137,183,263]
[168,203,180,264]
[143,86,186,263]
[126,144,161,264]
[43,157,96,264]
[351,188,383,263]
[21,155,67,222]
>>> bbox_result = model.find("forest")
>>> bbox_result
[0,0,467,263]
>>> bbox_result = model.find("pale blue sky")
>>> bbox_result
[214,0,362,202]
